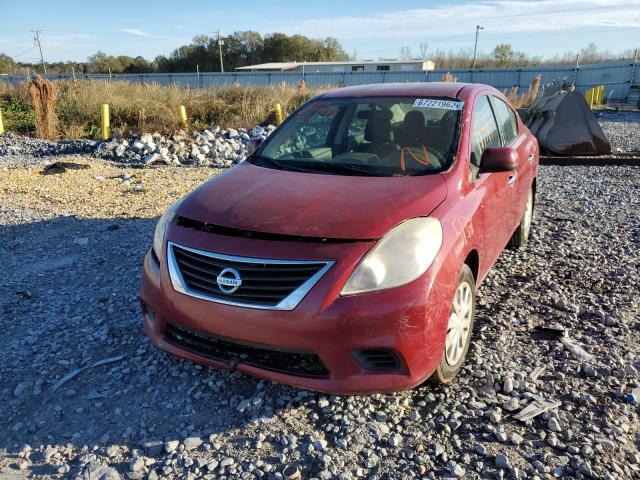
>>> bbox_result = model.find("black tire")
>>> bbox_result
[508,187,534,249]
[430,264,476,384]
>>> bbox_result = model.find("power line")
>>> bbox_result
[11,45,37,59]
[354,32,473,57]
[349,25,637,61]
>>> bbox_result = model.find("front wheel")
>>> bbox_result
[430,264,476,384]
[508,186,534,249]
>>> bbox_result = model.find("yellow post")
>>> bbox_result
[178,105,188,129]
[274,103,283,125]
[584,88,595,109]
[100,103,110,140]
[0,108,4,136]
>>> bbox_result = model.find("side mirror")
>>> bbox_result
[479,147,518,173]
[246,137,263,156]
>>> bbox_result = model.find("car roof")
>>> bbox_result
[319,82,492,100]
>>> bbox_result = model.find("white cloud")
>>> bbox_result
[121,28,152,37]
[266,0,640,40]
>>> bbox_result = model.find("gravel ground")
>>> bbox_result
[1,154,639,479]
[596,110,640,152]
[1,111,640,479]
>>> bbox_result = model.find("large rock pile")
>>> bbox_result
[0,125,276,169]
[96,125,275,167]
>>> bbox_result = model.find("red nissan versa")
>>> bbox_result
[141,82,538,394]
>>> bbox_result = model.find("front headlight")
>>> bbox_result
[152,199,183,259]
[340,217,443,295]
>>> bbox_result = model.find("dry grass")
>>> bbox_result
[441,72,458,82]
[1,75,547,138]
[1,80,321,139]
[27,77,58,139]
[505,75,541,108]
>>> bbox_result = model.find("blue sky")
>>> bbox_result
[1,0,639,63]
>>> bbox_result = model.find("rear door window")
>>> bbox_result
[490,96,518,145]
[470,96,501,167]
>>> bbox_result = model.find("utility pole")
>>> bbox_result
[217,30,224,73]
[472,25,483,70]
[31,29,47,74]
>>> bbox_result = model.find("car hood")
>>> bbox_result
[178,162,447,240]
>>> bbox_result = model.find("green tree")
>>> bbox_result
[493,44,514,66]
[124,56,155,73]
[0,53,18,73]
[580,43,599,63]
[155,31,349,72]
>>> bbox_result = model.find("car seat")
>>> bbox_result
[356,110,398,158]
[397,110,427,146]
[424,110,457,155]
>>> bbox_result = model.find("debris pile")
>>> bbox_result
[0,124,276,168]
[95,125,275,167]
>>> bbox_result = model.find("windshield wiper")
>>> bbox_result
[253,155,391,177]
[252,155,318,173]
[292,162,391,177]
[252,155,287,169]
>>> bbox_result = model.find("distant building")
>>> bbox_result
[235,60,435,73]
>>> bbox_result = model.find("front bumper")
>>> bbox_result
[140,228,458,394]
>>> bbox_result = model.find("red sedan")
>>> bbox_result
[140,82,538,394]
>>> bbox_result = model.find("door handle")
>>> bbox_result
[508,174,517,185]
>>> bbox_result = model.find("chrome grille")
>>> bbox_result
[167,242,333,310]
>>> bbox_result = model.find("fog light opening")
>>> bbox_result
[352,348,401,371]
[141,303,156,324]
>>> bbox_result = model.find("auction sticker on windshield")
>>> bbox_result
[413,99,464,110]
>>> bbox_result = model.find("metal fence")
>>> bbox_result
[2,60,639,102]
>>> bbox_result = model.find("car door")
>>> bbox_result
[489,95,531,227]
[470,95,516,266]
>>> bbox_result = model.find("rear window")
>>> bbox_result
[255,96,463,176]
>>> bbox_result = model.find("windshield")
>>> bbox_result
[252,96,462,176]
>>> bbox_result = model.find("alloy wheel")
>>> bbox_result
[445,281,474,366]
[522,189,533,240]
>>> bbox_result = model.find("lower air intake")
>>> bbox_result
[352,349,401,371]
[164,322,329,378]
